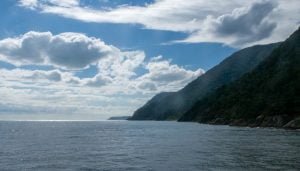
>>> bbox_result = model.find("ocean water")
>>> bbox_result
[0,121,299,171]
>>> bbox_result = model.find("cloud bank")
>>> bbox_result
[0,31,204,119]
[19,0,300,47]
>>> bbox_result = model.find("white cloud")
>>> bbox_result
[0,63,202,119]
[133,58,205,93]
[142,59,204,83]
[180,1,279,47]
[19,0,38,9]
[18,0,300,47]
[25,70,62,82]
[84,74,112,87]
[19,0,246,32]
[47,0,79,7]
[0,31,116,69]
[97,51,146,80]
[0,68,74,84]
[0,31,205,119]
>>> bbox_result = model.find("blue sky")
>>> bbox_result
[0,0,236,71]
[0,0,299,120]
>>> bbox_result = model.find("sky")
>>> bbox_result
[0,0,299,120]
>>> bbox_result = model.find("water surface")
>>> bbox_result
[0,121,299,170]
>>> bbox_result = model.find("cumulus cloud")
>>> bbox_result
[0,30,205,119]
[84,74,112,87]
[26,70,62,82]
[140,58,204,83]
[18,0,300,47]
[120,57,205,94]
[0,57,203,119]
[0,54,204,91]
[182,0,279,46]
[0,68,75,83]
[216,1,277,40]
[0,31,116,69]
[0,31,203,90]
[97,51,145,79]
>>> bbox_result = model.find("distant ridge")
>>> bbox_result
[108,116,130,120]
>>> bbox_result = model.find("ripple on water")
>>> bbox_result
[0,121,299,170]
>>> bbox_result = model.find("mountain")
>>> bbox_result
[179,28,300,129]
[129,43,280,120]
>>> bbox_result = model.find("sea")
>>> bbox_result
[0,121,299,170]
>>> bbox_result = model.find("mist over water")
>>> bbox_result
[0,121,299,170]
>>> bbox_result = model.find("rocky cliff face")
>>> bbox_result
[179,28,300,129]
[130,43,280,120]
